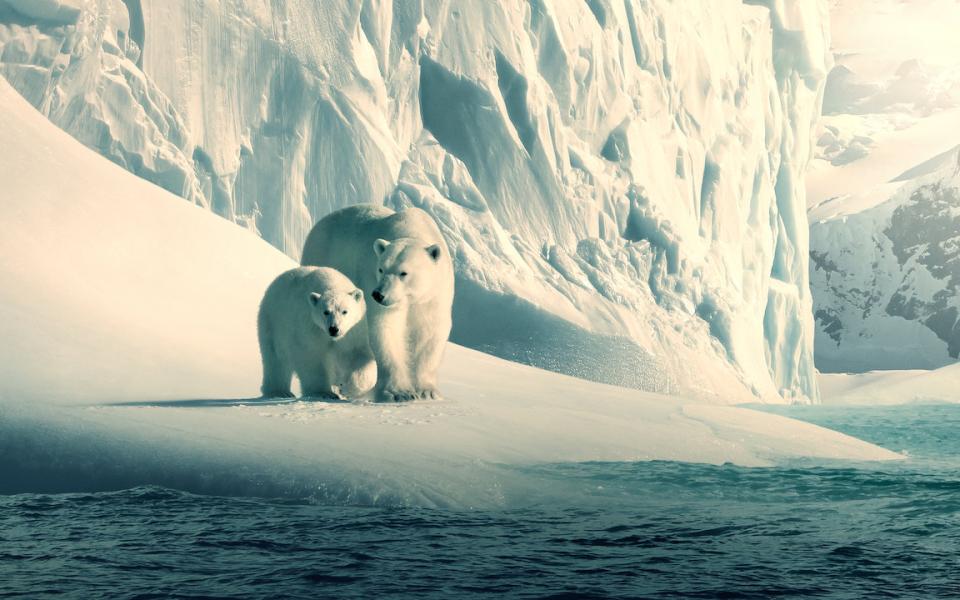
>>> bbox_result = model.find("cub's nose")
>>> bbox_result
[371,290,384,304]
[328,326,340,337]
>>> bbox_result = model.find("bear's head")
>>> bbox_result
[309,287,365,339]
[370,237,443,307]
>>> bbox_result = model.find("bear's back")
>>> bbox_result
[301,203,449,292]
[379,207,444,243]
[302,205,391,273]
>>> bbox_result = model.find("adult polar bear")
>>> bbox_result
[301,205,454,403]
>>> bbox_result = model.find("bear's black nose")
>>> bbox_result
[328,326,340,337]
[372,290,384,304]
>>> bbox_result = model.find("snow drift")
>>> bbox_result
[0,75,899,503]
[0,0,829,403]
[819,365,960,406]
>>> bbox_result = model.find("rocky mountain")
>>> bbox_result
[811,149,960,371]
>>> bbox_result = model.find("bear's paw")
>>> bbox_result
[303,389,346,401]
[377,387,419,403]
[414,387,441,400]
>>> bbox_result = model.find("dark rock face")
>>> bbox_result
[814,308,843,344]
[810,172,960,371]
[884,183,960,357]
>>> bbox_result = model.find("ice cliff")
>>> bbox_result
[0,0,829,402]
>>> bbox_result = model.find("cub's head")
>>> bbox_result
[370,237,443,307]
[309,287,365,340]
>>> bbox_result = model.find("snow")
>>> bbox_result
[819,365,960,406]
[0,75,899,503]
[0,1,829,403]
[807,109,960,218]
[809,0,960,191]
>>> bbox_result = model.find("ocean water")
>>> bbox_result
[2,404,959,599]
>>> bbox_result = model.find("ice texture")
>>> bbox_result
[0,78,899,501]
[0,1,830,402]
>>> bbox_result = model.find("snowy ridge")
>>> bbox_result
[809,0,960,184]
[0,1,829,402]
[0,75,900,502]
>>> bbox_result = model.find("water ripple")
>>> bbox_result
[1,404,959,598]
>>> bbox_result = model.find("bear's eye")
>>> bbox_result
[378,268,383,274]
[341,310,348,315]
[323,310,331,316]
[399,271,408,278]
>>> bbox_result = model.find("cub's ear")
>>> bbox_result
[309,292,322,306]
[373,238,390,256]
[426,244,442,262]
[352,289,363,302]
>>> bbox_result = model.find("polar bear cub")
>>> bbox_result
[257,266,376,399]
[300,204,454,403]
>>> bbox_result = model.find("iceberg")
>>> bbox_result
[0,0,830,402]
[0,76,899,504]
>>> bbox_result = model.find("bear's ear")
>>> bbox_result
[426,244,442,262]
[373,238,390,256]
[352,289,363,302]
[309,292,322,306]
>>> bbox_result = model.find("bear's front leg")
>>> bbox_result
[369,309,417,402]
[374,359,418,403]
[336,354,377,399]
[299,369,344,401]
[258,322,294,398]
[409,309,450,400]
[260,354,294,398]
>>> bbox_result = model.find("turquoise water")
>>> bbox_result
[2,404,959,598]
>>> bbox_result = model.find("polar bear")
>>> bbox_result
[301,204,454,403]
[257,266,376,399]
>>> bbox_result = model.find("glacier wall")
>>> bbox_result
[0,0,828,402]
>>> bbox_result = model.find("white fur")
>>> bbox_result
[257,266,376,399]
[301,205,454,402]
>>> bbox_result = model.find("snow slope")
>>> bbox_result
[819,365,960,406]
[808,0,960,199]
[0,1,829,403]
[0,76,899,503]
